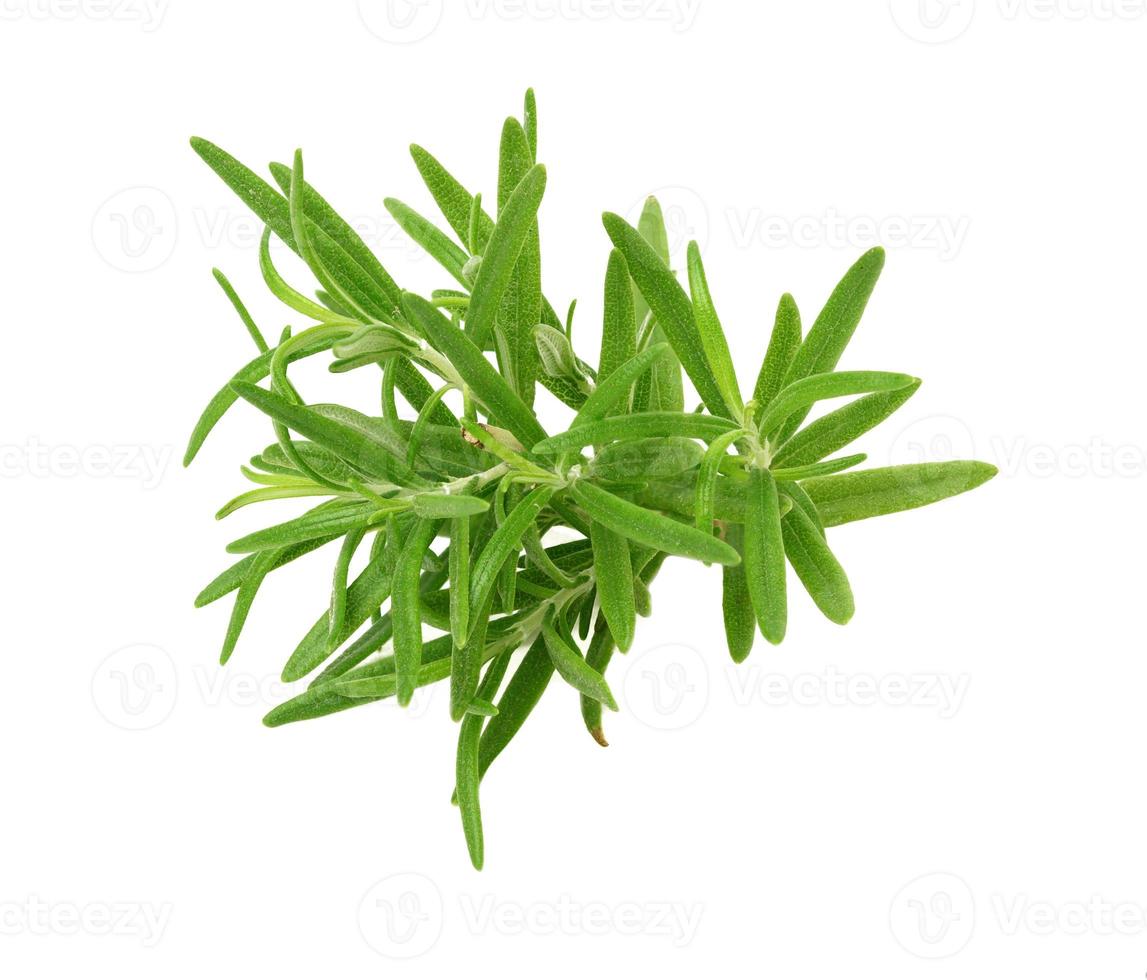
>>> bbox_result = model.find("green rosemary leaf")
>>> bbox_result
[752,293,801,423]
[721,524,755,663]
[638,474,792,525]
[328,528,366,645]
[631,197,683,414]
[406,384,456,467]
[411,493,489,518]
[570,480,740,565]
[537,374,589,410]
[599,248,636,386]
[743,467,787,644]
[194,535,337,608]
[801,461,997,527]
[776,247,886,440]
[533,411,738,455]
[282,533,405,681]
[225,500,375,554]
[524,88,538,161]
[410,144,494,250]
[268,162,404,319]
[394,358,458,427]
[693,429,745,535]
[465,164,547,350]
[231,382,410,484]
[465,486,555,643]
[451,592,495,722]
[495,118,542,408]
[573,343,671,425]
[522,525,579,588]
[219,548,278,665]
[402,292,548,450]
[589,437,704,483]
[457,651,512,870]
[212,268,268,353]
[534,323,584,382]
[541,609,617,708]
[190,137,296,248]
[580,622,616,746]
[782,504,854,624]
[255,440,361,486]
[184,334,337,466]
[475,634,552,781]
[686,241,743,419]
[757,371,918,440]
[779,479,825,537]
[288,151,372,322]
[215,485,332,519]
[258,228,337,323]
[769,453,866,482]
[392,517,440,706]
[449,517,471,644]
[770,381,921,468]
[590,521,635,652]
[602,211,730,418]
[384,197,470,288]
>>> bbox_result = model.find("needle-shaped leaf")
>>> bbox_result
[630,197,683,414]
[195,535,337,608]
[328,527,366,645]
[212,268,268,353]
[257,228,337,323]
[782,504,854,624]
[534,411,738,455]
[410,144,494,251]
[589,436,704,483]
[721,524,755,663]
[392,517,440,706]
[226,500,376,554]
[451,592,494,722]
[770,381,921,468]
[573,343,671,426]
[464,164,547,350]
[570,480,740,565]
[231,382,412,483]
[190,137,296,248]
[402,292,548,450]
[495,118,542,408]
[752,293,801,423]
[743,467,787,644]
[524,87,538,160]
[219,548,278,665]
[801,461,997,527]
[693,428,745,535]
[411,493,490,518]
[580,623,617,746]
[769,453,866,482]
[448,516,471,646]
[541,609,617,709]
[775,247,886,440]
[184,334,338,466]
[779,479,825,537]
[456,650,512,870]
[590,520,635,652]
[268,161,404,319]
[602,212,730,418]
[757,371,918,440]
[215,485,331,519]
[384,197,470,288]
[686,241,743,418]
[599,248,636,387]
[465,486,555,643]
[474,634,553,783]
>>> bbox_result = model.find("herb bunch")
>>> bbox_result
[187,89,995,868]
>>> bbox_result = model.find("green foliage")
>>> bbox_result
[187,90,995,869]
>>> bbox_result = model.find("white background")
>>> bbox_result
[2,0,1145,975]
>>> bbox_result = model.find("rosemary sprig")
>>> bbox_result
[187,88,996,869]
